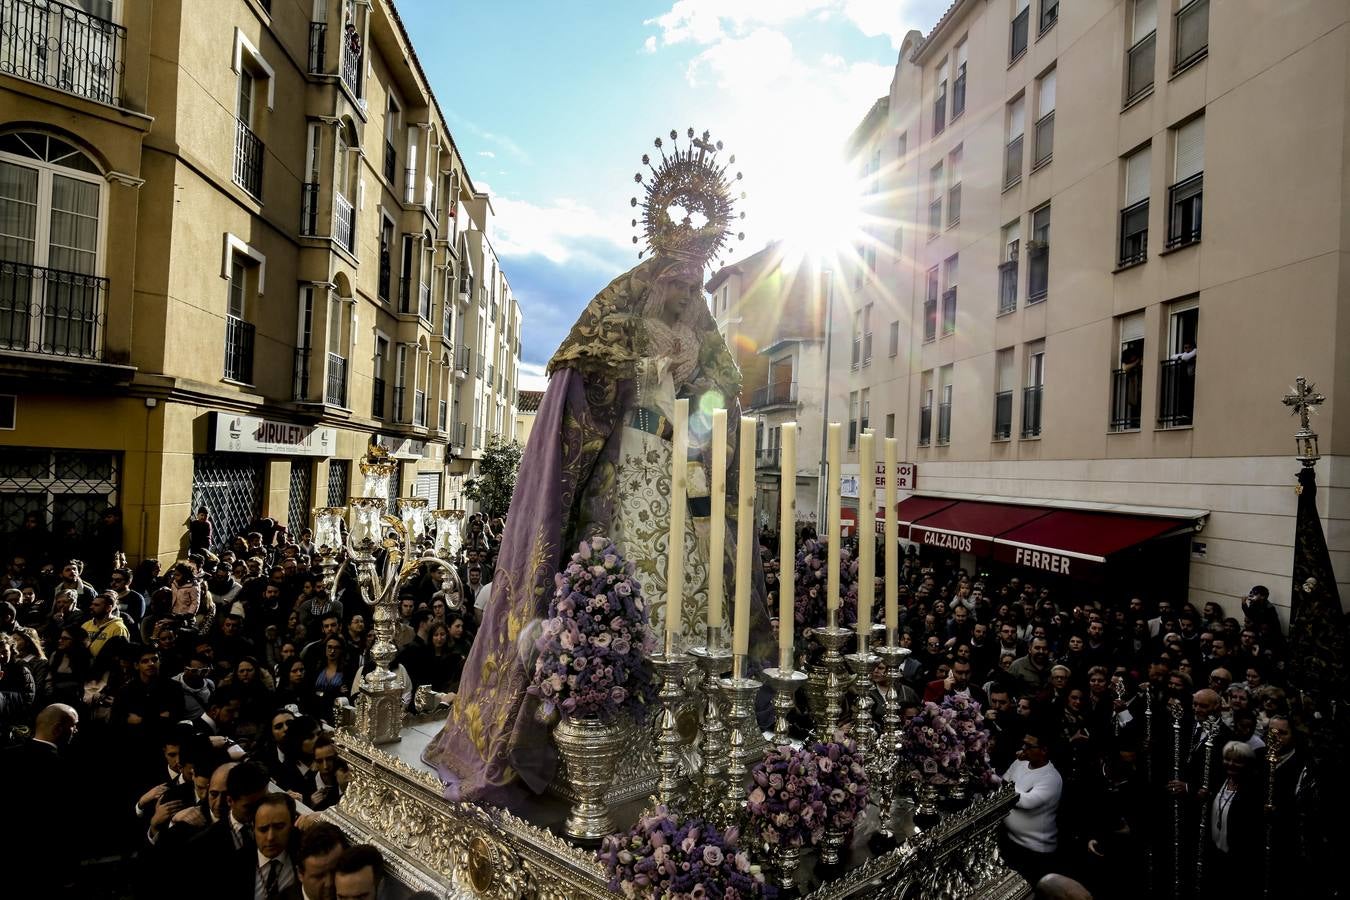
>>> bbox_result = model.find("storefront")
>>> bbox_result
[896,494,1206,602]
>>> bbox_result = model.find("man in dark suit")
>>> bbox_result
[186,759,271,874]
[3,703,78,894]
[922,658,989,708]
[212,792,302,900]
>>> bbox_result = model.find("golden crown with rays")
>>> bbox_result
[631,127,746,269]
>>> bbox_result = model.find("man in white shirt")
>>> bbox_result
[1001,726,1063,886]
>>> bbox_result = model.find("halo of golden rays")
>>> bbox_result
[631,127,746,270]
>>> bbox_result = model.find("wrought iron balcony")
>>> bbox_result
[300,182,320,236]
[224,315,254,384]
[233,118,263,199]
[0,0,126,106]
[0,259,107,360]
[756,447,781,469]
[325,353,347,407]
[1021,385,1043,437]
[1119,200,1149,267]
[1166,173,1203,249]
[1110,367,1142,431]
[333,192,355,254]
[936,402,952,445]
[993,391,1013,440]
[307,21,326,74]
[340,27,361,97]
[454,345,470,376]
[749,381,797,409]
[1157,357,1195,428]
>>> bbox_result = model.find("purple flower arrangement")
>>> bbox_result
[900,698,999,790]
[791,539,860,632]
[527,536,658,722]
[808,737,870,832]
[745,744,828,849]
[598,805,777,900]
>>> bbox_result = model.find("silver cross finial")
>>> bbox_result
[1282,376,1326,432]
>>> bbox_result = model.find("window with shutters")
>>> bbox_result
[999,220,1020,314]
[947,145,962,226]
[993,348,1015,440]
[1174,0,1209,73]
[1004,95,1025,189]
[1011,0,1030,62]
[1126,0,1157,104]
[1167,117,1203,249]
[941,255,958,336]
[1159,298,1198,428]
[1119,145,1151,267]
[923,267,939,343]
[1033,69,1055,169]
[928,162,944,238]
[952,41,968,120]
[933,58,948,135]
[1111,312,1146,430]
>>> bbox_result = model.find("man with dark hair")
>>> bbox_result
[922,657,989,707]
[333,844,385,900]
[307,732,344,811]
[1000,724,1062,885]
[110,566,147,625]
[297,822,349,900]
[301,615,343,673]
[188,759,271,870]
[242,792,301,900]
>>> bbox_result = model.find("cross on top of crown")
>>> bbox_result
[1282,376,1326,432]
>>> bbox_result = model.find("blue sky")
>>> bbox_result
[396,1,951,386]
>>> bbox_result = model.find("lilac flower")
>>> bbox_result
[598,806,775,900]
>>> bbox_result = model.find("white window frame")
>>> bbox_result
[232,28,276,110]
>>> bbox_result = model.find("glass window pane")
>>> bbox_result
[0,162,39,263]
[0,450,49,479]
[54,451,114,480]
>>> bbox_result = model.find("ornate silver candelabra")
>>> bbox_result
[687,626,732,816]
[872,634,912,840]
[717,655,762,823]
[649,649,694,807]
[761,665,807,747]
[811,611,853,739]
[843,635,879,764]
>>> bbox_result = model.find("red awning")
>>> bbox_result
[907,501,1053,556]
[993,510,1192,576]
[895,496,958,528]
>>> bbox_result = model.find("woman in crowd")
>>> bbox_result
[313,637,350,723]
[274,656,311,715]
[11,626,50,709]
[48,624,91,708]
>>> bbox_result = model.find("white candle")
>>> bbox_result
[857,431,875,641]
[778,422,797,670]
[665,398,689,652]
[826,422,842,614]
[709,409,727,631]
[733,415,756,657]
[884,438,899,636]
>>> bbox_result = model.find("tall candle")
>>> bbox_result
[884,438,899,636]
[665,398,689,652]
[826,422,842,614]
[778,422,797,670]
[708,409,727,631]
[733,415,756,657]
[857,431,875,641]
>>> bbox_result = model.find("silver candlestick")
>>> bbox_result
[873,634,911,841]
[649,649,694,807]
[812,611,853,740]
[844,636,879,765]
[718,655,762,823]
[761,666,807,747]
[688,627,732,815]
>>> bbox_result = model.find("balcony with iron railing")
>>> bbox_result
[333,192,355,254]
[941,288,957,336]
[993,390,1013,440]
[936,402,952,445]
[325,353,347,407]
[1,0,126,106]
[454,345,470,377]
[300,182,320,236]
[223,315,254,384]
[1110,367,1142,431]
[1118,200,1149,267]
[749,381,797,410]
[1157,357,1195,428]
[307,21,326,74]
[458,275,472,300]
[1126,31,1156,104]
[451,421,468,450]
[418,282,431,320]
[371,375,385,418]
[998,259,1018,315]
[1033,111,1054,169]
[1165,174,1203,250]
[1004,135,1023,189]
[918,405,932,446]
[413,388,426,427]
[233,118,263,199]
[1021,385,1043,437]
[392,385,406,422]
[0,259,107,361]
[340,25,361,97]
[404,166,417,205]
[292,347,310,400]
[756,447,781,469]
[377,247,391,301]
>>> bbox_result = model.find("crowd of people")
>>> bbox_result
[0,506,504,898]
[762,527,1332,900]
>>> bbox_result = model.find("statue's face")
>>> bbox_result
[650,255,704,292]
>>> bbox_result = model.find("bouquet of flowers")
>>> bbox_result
[598,805,776,900]
[527,536,658,722]
[899,701,966,786]
[792,538,860,632]
[808,737,869,832]
[944,695,1000,791]
[746,744,829,848]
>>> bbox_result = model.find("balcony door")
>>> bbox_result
[0,132,104,358]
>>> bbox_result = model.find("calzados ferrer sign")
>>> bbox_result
[211,413,335,457]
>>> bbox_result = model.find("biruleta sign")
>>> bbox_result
[211,412,335,457]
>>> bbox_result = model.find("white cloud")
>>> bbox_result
[645,0,925,50]
[643,35,658,53]
[489,194,631,268]
[516,361,549,392]
[478,150,496,158]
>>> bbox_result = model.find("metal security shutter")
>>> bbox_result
[327,459,350,507]
[1126,147,1151,204]
[192,454,262,552]
[1175,117,1205,180]
[0,448,119,536]
[414,471,441,506]
[288,462,313,533]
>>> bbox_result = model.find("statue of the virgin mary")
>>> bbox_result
[422,130,776,804]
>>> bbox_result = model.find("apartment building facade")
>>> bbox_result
[835,0,1349,621]
[0,0,520,563]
